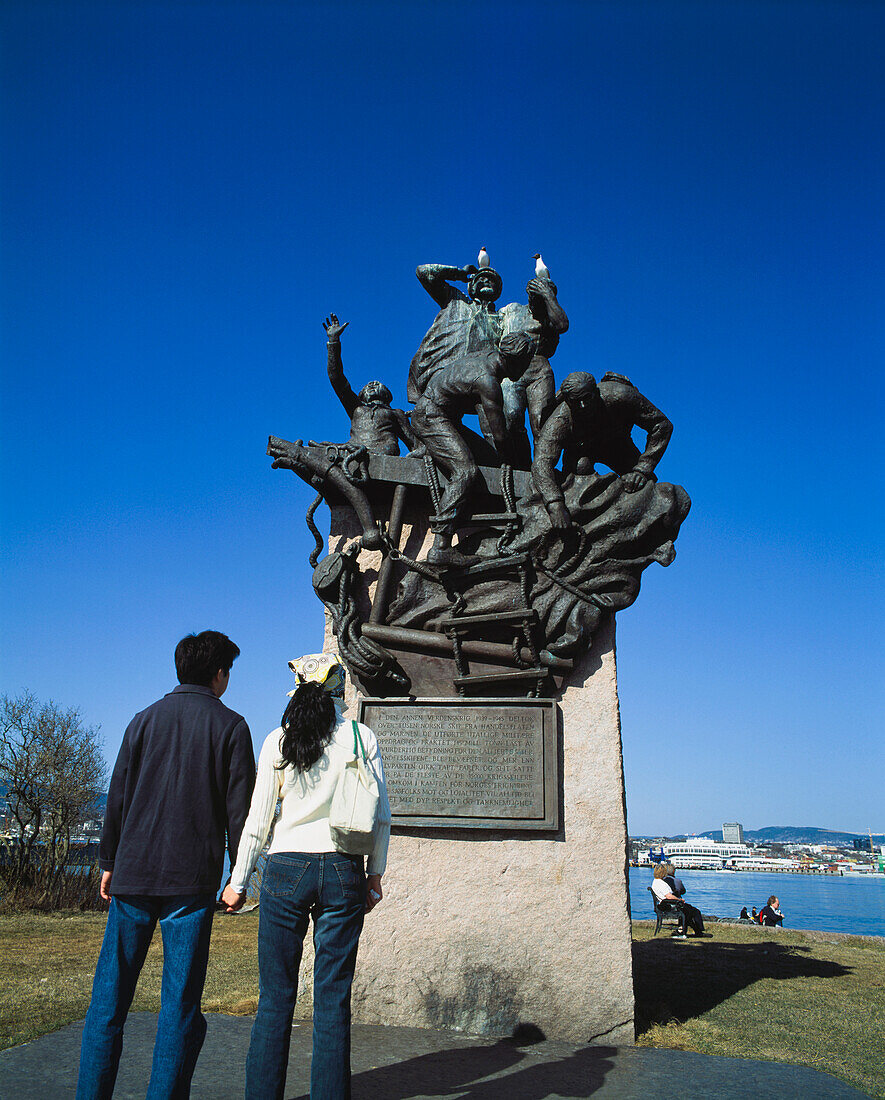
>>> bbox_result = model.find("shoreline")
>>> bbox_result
[628,866,885,937]
[632,917,885,944]
[632,864,883,877]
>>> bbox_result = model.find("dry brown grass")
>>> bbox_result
[0,909,263,1050]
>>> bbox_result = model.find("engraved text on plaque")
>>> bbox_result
[358,697,558,830]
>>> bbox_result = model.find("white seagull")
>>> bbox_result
[478,246,490,269]
[533,252,550,279]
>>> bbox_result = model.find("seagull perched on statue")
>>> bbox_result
[533,252,550,279]
[478,246,490,269]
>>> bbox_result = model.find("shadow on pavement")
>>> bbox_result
[290,1038,617,1099]
[633,937,852,1033]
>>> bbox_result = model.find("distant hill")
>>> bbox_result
[699,826,884,846]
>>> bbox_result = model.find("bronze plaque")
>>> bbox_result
[358,697,558,830]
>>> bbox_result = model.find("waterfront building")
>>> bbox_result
[636,832,885,876]
[722,822,744,844]
[639,835,752,868]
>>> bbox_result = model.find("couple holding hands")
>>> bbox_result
[77,631,390,1100]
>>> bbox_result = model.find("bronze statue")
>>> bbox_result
[323,314,417,456]
[409,261,569,462]
[410,331,536,563]
[532,371,673,529]
[499,275,569,452]
[408,263,504,403]
[267,253,689,698]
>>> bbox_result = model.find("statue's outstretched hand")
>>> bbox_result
[323,314,349,341]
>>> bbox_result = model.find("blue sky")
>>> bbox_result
[1,0,882,836]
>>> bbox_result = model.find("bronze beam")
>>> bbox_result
[361,622,572,671]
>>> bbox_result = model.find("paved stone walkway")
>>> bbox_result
[0,1013,870,1099]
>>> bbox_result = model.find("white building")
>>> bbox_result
[722,822,744,844]
[639,836,753,869]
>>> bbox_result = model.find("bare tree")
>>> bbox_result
[0,692,44,876]
[0,691,107,891]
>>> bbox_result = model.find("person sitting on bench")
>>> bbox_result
[651,863,707,937]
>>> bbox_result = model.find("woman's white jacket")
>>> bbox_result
[229,707,390,893]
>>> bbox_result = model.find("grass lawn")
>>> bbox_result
[633,920,885,1097]
[0,912,882,1096]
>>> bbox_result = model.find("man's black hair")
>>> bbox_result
[175,630,240,686]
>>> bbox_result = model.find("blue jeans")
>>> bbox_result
[76,894,215,1100]
[245,852,366,1100]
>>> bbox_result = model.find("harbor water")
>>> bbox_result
[629,865,885,936]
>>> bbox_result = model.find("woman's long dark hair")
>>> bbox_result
[277,681,336,772]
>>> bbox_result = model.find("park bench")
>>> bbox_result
[647,886,686,936]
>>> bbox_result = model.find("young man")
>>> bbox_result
[76,631,255,1100]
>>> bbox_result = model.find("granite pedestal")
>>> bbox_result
[296,506,636,1043]
[346,616,634,1044]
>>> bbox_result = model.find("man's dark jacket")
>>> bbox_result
[100,684,255,896]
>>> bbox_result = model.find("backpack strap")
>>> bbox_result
[351,719,367,762]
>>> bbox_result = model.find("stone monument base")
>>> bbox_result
[341,614,634,1044]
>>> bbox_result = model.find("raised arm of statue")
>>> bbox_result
[416,263,477,309]
[323,314,359,419]
[526,277,569,335]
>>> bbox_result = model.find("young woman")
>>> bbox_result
[222,653,390,1100]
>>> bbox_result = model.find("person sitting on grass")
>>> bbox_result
[651,863,709,938]
[759,895,785,927]
[740,906,750,920]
